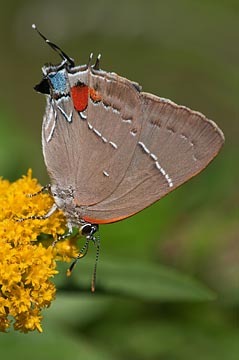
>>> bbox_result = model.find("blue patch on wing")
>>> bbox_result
[49,70,67,93]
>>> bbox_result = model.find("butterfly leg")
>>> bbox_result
[14,184,54,221]
[15,203,58,222]
[51,224,74,247]
[26,184,51,198]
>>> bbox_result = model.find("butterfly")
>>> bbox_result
[30,25,224,290]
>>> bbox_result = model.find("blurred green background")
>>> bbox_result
[0,0,239,358]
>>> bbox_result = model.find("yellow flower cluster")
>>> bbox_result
[0,170,79,333]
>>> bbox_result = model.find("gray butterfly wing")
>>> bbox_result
[42,66,224,224]
[82,92,224,223]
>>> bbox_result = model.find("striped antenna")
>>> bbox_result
[91,234,100,293]
[32,24,75,67]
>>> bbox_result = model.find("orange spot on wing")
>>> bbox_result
[89,88,102,102]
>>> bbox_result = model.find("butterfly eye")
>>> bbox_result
[80,224,98,238]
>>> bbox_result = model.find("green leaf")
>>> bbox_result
[56,258,215,301]
[0,327,114,360]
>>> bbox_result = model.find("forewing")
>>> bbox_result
[42,68,142,206]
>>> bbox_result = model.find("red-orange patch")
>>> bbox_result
[70,84,89,112]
